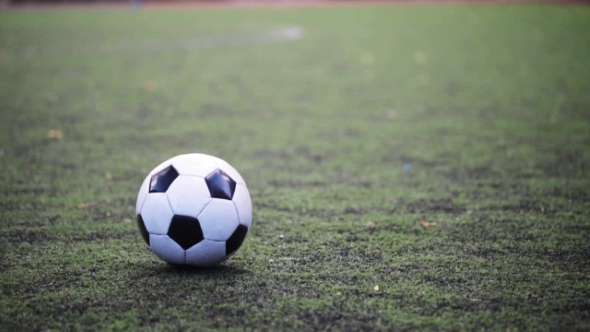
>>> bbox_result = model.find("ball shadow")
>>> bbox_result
[148,263,249,280]
[162,262,248,275]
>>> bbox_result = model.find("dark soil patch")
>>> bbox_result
[266,179,327,188]
[538,150,589,178]
[381,154,439,168]
[0,229,138,245]
[550,186,590,203]
[403,198,465,215]
[0,200,46,214]
[255,202,341,218]
[295,309,390,332]
[477,199,567,215]
[440,164,498,183]
[2,268,86,297]
[255,146,327,165]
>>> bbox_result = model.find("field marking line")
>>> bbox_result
[8,25,305,57]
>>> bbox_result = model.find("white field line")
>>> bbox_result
[14,25,305,57]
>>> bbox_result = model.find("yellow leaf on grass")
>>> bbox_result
[47,130,63,139]
[420,220,438,227]
[144,81,157,91]
[414,52,427,64]
[360,52,374,65]
[43,93,58,104]
[387,109,398,119]
[77,203,93,209]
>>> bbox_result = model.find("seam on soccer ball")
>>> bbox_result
[179,174,205,180]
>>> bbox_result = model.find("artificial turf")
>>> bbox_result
[1,3,589,331]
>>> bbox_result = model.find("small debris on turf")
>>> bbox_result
[123,218,132,223]
[471,298,481,302]
[403,163,411,171]
[105,172,112,180]
[363,70,373,82]
[419,73,430,85]
[47,130,63,140]
[361,52,374,65]
[144,81,157,91]
[420,219,437,227]
[269,259,274,263]
[366,221,376,227]
[413,52,427,64]
[76,203,93,209]
[279,234,284,239]
[43,93,59,104]
[374,285,380,292]
[336,292,342,296]
[387,109,397,119]
[277,257,296,261]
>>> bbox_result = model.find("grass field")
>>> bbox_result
[1,3,590,331]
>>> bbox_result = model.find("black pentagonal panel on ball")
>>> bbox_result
[149,166,179,193]
[167,215,204,250]
[137,215,150,246]
[205,170,236,200]
[226,224,248,256]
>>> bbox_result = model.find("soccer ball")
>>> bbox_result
[135,153,252,266]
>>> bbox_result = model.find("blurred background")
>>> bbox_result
[1,0,589,330]
[1,0,585,8]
